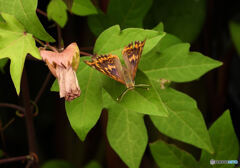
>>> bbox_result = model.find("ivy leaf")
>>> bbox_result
[150,140,199,168]
[140,43,222,82]
[0,13,41,94]
[0,0,54,42]
[107,103,148,168]
[152,23,182,52]
[101,70,168,116]
[91,25,167,116]
[199,110,239,168]
[94,25,165,57]
[144,0,206,42]
[47,0,68,27]
[88,0,152,36]
[153,22,164,32]
[71,0,97,16]
[41,159,75,168]
[150,87,214,154]
[51,58,103,141]
[229,21,240,56]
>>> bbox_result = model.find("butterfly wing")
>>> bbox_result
[122,40,146,80]
[84,54,125,84]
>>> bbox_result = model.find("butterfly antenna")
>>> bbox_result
[117,88,130,102]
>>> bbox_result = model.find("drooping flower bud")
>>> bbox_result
[40,42,80,101]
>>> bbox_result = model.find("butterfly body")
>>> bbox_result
[85,40,145,87]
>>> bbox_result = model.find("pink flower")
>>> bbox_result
[40,43,81,101]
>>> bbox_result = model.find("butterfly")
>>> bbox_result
[84,40,149,101]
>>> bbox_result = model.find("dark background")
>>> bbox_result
[0,0,239,167]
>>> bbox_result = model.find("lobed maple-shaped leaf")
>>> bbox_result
[93,25,165,59]
[150,87,214,154]
[0,13,41,94]
[140,43,222,82]
[0,0,54,42]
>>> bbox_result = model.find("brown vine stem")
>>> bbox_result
[0,155,30,165]
[57,25,63,49]
[80,51,93,57]
[34,37,45,47]
[0,118,15,151]
[34,72,52,104]
[36,9,47,18]
[0,103,25,113]
[21,68,38,168]
[34,37,58,52]
[2,118,15,131]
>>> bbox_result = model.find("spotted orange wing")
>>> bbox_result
[122,40,146,80]
[84,54,125,84]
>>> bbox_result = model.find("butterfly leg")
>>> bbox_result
[116,88,133,102]
[134,84,150,90]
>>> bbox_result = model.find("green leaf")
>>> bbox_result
[0,0,54,42]
[144,0,206,42]
[71,0,97,16]
[153,22,164,32]
[229,21,240,55]
[102,70,168,116]
[47,0,68,27]
[0,58,8,73]
[83,161,102,168]
[107,103,148,168]
[88,0,152,36]
[0,13,41,94]
[51,79,59,92]
[140,43,222,82]
[94,25,165,57]
[41,159,75,168]
[150,140,199,168]
[51,58,103,141]
[150,87,214,153]
[199,110,239,168]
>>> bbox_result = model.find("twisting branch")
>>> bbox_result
[0,155,30,165]
[0,103,25,113]
[2,118,15,131]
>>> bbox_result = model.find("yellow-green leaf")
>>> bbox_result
[0,0,54,42]
[0,13,40,94]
